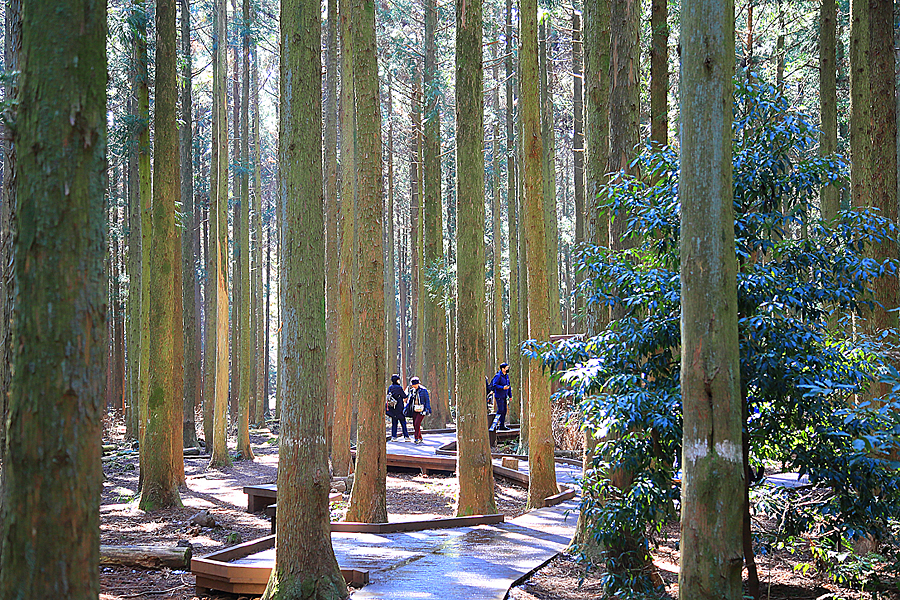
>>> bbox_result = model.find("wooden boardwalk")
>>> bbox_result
[194,431,583,599]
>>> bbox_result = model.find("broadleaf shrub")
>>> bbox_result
[527,80,900,594]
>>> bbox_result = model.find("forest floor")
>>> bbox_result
[99,419,899,600]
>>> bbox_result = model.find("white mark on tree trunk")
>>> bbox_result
[715,440,741,463]
[684,439,708,463]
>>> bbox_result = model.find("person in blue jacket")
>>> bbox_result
[387,374,410,442]
[490,362,512,430]
[406,376,431,445]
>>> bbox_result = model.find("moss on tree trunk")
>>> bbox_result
[0,0,107,595]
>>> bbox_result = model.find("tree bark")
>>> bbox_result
[325,0,340,458]
[455,0,497,517]
[678,0,744,598]
[181,0,200,449]
[386,70,398,375]
[251,24,266,428]
[520,0,558,509]
[0,0,106,594]
[539,15,561,338]
[491,9,504,370]
[140,0,185,511]
[260,1,348,596]
[333,0,355,477]
[423,0,449,429]
[229,0,241,422]
[137,0,153,484]
[865,0,898,345]
[572,10,584,325]
[506,0,520,422]
[819,0,838,220]
[126,22,141,441]
[345,0,388,523]
[209,0,232,468]
[236,0,254,461]
[100,545,192,570]
[650,0,668,146]
[0,0,20,467]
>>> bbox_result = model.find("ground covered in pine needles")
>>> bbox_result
[99,419,899,600]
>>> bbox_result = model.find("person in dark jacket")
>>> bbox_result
[490,362,512,430]
[387,374,410,442]
[406,376,431,445]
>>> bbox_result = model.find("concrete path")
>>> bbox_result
[341,430,583,599]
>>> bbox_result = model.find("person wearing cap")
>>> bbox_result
[490,362,512,430]
[387,374,410,442]
[406,376,431,445]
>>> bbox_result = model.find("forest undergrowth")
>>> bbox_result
[98,414,900,600]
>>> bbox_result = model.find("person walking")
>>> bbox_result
[387,374,410,442]
[406,376,431,445]
[490,362,512,430]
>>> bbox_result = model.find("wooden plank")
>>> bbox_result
[330,513,505,534]
[544,485,576,507]
[243,484,278,512]
[192,534,276,565]
[492,464,529,485]
[192,535,368,595]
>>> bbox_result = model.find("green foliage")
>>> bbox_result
[423,257,455,310]
[527,81,900,594]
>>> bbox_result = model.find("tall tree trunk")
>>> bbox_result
[385,70,398,375]
[209,0,232,468]
[260,0,347,595]
[455,0,497,517]
[409,73,421,380]
[849,0,870,212]
[324,0,340,457]
[252,28,266,427]
[236,0,254,461]
[539,15,561,337]
[0,1,106,594]
[446,169,457,413]
[863,0,899,392]
[491,10,504,369]
[333,0,355,477]
[127,88,141,441]
[203,197,214,446]
[678,2,743,599]
[650,0,668,146]
[126,56,141,441]
[506,0,520,421]
[345,0,388,524]
[137,0,153,483]
[521,0,558,510]
[229,0,241,421]
[572,10,584,325]
[423,0,449,429]
[516,91,530,453]
[140,0,185,510]
[571,0,608,553]
[0,0,20,467]
[414,77,426,381]
[604,0,643,576]
[181,0,200,449]
[399,218,408,381]
[264,196,272,417]
[819,0,838,220]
